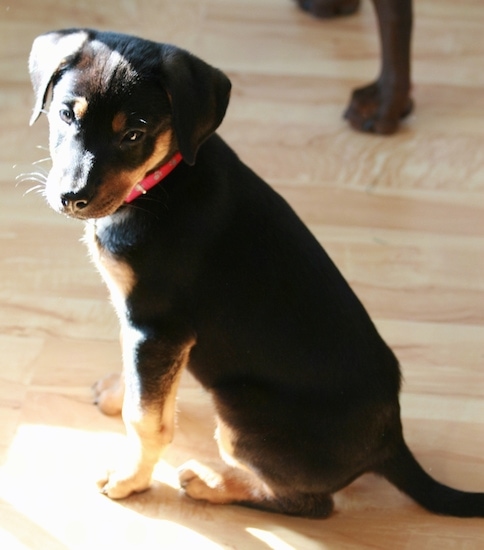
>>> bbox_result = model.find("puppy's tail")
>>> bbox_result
[375,441,484,517]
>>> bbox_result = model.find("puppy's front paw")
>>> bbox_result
[92,372,124,415]
[97,467,152,499]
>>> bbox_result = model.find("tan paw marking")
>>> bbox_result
[97,466,152,499]
[178,459,266,505]
[179,461,227,503]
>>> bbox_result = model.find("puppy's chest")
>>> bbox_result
[84,221,136,318]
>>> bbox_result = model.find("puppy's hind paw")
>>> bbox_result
[178,460,266,506]
[178,460,223,502]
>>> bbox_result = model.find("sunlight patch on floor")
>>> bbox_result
[0,424,225,550]
[247,528,297,550]
[247,526,328,550]
[0,527,32,550]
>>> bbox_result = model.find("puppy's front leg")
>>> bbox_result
[98,326,194,499]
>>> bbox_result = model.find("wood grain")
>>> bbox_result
[1,0,483,548]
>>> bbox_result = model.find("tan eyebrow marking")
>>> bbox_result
[112,112,128,134]
[73,97,88,119]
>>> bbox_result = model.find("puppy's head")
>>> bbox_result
[29,29,231,219]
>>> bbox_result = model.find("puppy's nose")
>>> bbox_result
[60,192,90,213]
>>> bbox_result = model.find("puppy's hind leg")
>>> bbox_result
[179,461,333,518]
[178,417,334,518]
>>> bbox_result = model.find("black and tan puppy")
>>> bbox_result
[29,29,483,518]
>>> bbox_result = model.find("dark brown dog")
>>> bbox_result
[296,0,413,134]
[28,29,483,518]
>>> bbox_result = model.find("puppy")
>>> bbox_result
[28,29,483,518]
[295,0,413,134]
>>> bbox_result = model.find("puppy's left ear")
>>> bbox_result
[160,46,231,165]
[28,29,90,126]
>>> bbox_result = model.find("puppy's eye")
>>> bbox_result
[59,108,74,124]
[122,130,144,144]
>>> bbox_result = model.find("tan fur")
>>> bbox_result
[216,418,236,463]
[121,129,174,192]
[215,417,250,472]
[73,97,88,119]
[85,218,136,317]
[112,111,127,134]
[179,460,274,505]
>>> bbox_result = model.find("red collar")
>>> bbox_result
[125,152,183,203]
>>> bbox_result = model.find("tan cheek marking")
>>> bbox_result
[130,129,174,177]
[143,129,174,173]
[73,97,89,119]
[102,129,175,200]
[112,112,127,134]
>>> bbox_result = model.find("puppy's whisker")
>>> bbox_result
[30,167,49,177]
[15,171,47,182]
[15,173,47,189]
[32,157,52,165]
[35,144,49,152]
[23,184,45,196]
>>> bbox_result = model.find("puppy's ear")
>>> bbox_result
[28,29,90,126]
[160,46,231,165]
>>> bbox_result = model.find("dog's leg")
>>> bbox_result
[98,327,194,499]
[179,418,334,518]
[345,0,413,134]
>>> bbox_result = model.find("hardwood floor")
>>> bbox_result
[1,0,483,548]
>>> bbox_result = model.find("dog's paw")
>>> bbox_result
[97,467,152,499]
[295,0,360,18]
[92,372,124,415]
[344,81,413,135]
[178,460,228,503]
[178,460,219,501]
[178,460,263,505]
